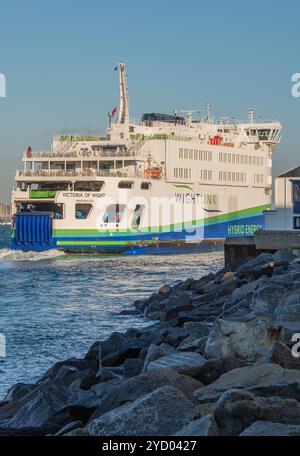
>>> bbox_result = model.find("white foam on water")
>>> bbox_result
[0,248,65,261]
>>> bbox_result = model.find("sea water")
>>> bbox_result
[0,226,223,398]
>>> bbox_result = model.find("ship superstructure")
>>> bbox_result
[11,63,281,253]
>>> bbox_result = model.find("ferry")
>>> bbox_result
[10,63,282,254]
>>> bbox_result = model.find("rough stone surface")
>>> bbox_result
[275,291,300,321]
[240,421,300,436]
[175,414,219,436]
[258,341,300,370]
[146,352,207,377]
[194,363,300,403]
[204,319,281,362]
[88,386,197,436]
[213,388,300,435]
[89,368,202,422]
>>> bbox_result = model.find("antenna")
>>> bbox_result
[117,62,129,125]
[205,103,212,122]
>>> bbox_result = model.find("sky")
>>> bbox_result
[0,0,300,201]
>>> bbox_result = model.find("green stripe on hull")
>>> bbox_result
[52,204,270,237]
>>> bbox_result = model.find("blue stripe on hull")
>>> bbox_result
[11,214,264,253]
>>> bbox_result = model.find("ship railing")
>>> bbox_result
[22,149,140,160]
[130,133,192,142]
[16,169,162,180]
[53,134,107,142]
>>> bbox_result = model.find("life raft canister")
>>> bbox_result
[144,168,161,177]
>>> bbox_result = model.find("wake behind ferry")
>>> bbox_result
[11,63,281,254]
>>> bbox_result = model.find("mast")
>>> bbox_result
[117,62,129,125]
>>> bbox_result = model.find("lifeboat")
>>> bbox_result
[144,167,161,178]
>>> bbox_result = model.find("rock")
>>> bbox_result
[235,253,276,280]
[55,420,83,436]
[175,414,219,436]
[250,285,289,317]
[273,250,297,264]
[220,271,236,283]
[146,352,207,377]
[84,331,148,367]
[194,363,300,403]
[95,366,124,381]
[231,280,259,303]
[88,368,202,422]
[213,388,300,435]
[4,383,35,402]
[193,357,248,385]
[177,322,212,352]
[63,427,89,436]
[39,358,97,382]
[240,421,300,436]
[258,341,300,370]
[204,319,282,363]
[123,358,144,378]
[3,384,74,429]
[159,284,172,295]
[275,291,300,321]
[156,326,188,347]
[88,386,197,436]
[276,321,300,346]
[142,343,176,371]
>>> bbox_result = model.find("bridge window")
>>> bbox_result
[258,129,271,141]
[75,203,93,219]
[103,204,126,224]
[74,181,104,191]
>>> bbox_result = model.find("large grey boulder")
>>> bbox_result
[3,384,74,429]
[194,363,300,403]
[142,343,176,371]
[213,388,300,435]
[275,291,300,321]
[250,285,289,317]
[4,383,36,402]
[146,352,207,377]
[89,368,202,422]
[177,322,212,352]
[236,253,275,278]
[87,386,197,436]
[240,421,300,436]
[175,414,219,436]
[258,341,300,370]
[204,319,281,363]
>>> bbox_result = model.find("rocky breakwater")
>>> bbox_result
[2,250,300,436]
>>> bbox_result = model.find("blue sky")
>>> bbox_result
[0,0,300,200]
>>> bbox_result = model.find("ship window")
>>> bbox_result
[31,182,70,191]
[141,182,151,190]
[294,217,300,229]
[258,129,271,141]
[293,183,300,203]
[18,202,64,219]
[118,181,134,189]
[20,182,29,191]
[103,204,126,224]
[75,203,93,219]
[131,204,145,230]
[74,181,104,191]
